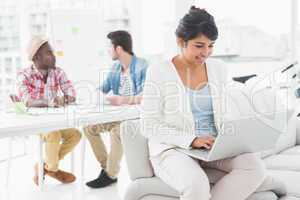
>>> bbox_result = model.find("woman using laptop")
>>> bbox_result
[140,6,266,200]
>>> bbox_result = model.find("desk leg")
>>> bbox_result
[80,136,86,182]
[38,135,44,190]
[23,136,28,155]
[5,137,13,187]
[71,151,75,173]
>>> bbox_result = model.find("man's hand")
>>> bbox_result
[52,96,65,107]
[64,95,76,104]
[106,95,124,106]
[51,95,76,107]
[9,94,20,102]
[191,136,215,149]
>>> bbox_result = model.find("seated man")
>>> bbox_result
[84,30,148,188]
[16,36,81,185]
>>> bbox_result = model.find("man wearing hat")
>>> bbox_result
[16,36,81,185]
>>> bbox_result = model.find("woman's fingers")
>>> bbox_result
[203,137,215,149]
[204,136,215,144]
[192,136,216,149]
[202,143,211,149]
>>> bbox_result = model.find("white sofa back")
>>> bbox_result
[121,120,154,180]
[261,112,297,158]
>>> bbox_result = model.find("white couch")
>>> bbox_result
[261,112,300,199]
[118,114,300,200]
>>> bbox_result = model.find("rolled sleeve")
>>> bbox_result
[100,69,113,94]
[57,70,76,98]
[16,72,32,103]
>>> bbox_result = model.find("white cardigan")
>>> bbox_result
[140,58,229,156]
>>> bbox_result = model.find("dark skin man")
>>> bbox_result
[26,42,75,107]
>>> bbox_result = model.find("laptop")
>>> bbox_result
[178,79,291,162]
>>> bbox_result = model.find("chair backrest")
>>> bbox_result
[120,120,154,180]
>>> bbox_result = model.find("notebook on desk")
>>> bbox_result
[26,107,66,115]
[9,93,127,115]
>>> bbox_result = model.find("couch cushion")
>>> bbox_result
[246,192,278,200]
[268,170,300,198]
[124,177,178,200]
[279,197,300,200]
[139,192,278,200]
[264,154,300,171]
[256,175,287,196]
[280,145,300,155]
[261,115,297,158]
[123,176,279,200]
[141,196,178,200]
[121,120,154,180]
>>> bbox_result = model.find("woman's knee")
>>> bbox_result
[152,152,211,200]
[234,153,266,182]
[234,153,266,171]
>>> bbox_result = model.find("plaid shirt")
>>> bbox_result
[17,65,76,103]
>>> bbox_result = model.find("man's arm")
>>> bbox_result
[100,70,113,94]
[16,72,50,107]
[106,95,142,106]
[122,95,143,105]
[26,99,49,107]
[27,96,75,107]
[63,95,76,104]
[57,69,76,105]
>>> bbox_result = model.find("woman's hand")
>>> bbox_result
[191,136,215,149]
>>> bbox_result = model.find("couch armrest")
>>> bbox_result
[120,120,154,181]
[296,116,300,145]
[256,175,287,197]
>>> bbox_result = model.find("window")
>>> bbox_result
[193,0,291,61]
[4,57,12,67]
[15,57,21,70]
[0,0,107,112]
[138,0,175,55]
[30,14,36,23]
[4,57,12,68]
[5,78,13,85]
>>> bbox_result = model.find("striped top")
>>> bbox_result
[118,72,134,96]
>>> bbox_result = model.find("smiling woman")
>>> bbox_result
[140,6,266,200]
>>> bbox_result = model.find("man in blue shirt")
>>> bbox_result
[84,30,148,188]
